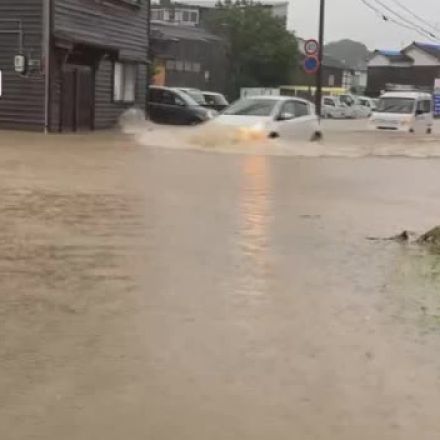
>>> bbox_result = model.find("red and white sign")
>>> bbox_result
[304,39,319,56]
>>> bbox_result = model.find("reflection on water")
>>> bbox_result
[236,155,272,296]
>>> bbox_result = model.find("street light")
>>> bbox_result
[315,0,325,118]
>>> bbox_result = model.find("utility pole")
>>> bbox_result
[315,0,325,118]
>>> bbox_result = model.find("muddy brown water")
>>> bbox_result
[2,125,440,439]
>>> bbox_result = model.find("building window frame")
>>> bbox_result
[113,62,137,104]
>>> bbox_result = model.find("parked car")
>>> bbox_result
[321,96,346,119]
[370,91,433,133]
[214,96,320,141]
[357,96,377,118]
[202,92,229,111]
[176,88,207,105]
[148,86,217,125]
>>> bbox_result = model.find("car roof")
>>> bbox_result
[202,91,224,96]
[244,95,311,104]
[381,91,432,99]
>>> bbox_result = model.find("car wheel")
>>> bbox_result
[311,131,322,142]
[268,132,279,139]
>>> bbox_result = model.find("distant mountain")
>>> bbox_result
[324,39,370,70]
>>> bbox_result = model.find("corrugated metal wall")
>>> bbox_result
[94,59,147,129]
[0,0,45,131]
[53,0,148,61]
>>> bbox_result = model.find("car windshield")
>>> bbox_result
[224,98,278,116]
[204,94,228,106]
[340,95,354,106]
[376,97,415,114]
[180,89,206,105]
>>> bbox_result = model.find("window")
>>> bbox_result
[281,101,297,118]
[328,74,335,87]
[175,8,199,24]
[324,98,335,106]
[419,100,432,113]
[114,62,137,103]
[192,62,201,73]
[176,61,183,71]
[294,101,310,117]
[184,61,192,72]
[166,60,176,70]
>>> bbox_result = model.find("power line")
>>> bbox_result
[388,0,439,35]
[372,0,439,39]
[358,0,440,42]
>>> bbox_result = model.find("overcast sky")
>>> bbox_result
[288,0,440,49]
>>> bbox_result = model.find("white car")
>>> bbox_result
[357,96,377,118]
[214,96,320,141]
[322,96,347,119]
[370,91,433,134]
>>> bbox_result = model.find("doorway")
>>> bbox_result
[61,64,94,132]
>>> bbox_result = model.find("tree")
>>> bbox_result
[206,1,298,98]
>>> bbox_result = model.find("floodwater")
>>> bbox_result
[2,123,440,439]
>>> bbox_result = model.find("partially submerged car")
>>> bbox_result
[148,86,217,125]
[202,92,229,112]
[214,96,320,141]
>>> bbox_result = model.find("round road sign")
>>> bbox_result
[303,56,320,75]
[304,39,319,56]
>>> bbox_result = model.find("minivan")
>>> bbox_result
[321,96,347,119]
[370,92,433,133]
[147,86,217,125]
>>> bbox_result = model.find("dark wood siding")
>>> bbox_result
[367,66,440,96]
[95,59,147,129]
[0,0,45,131]
[51,0,149,130]
[53,0,148,61]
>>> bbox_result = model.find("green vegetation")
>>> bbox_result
[206,0,298,98]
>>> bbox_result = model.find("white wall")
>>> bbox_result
[404,46,440,66]
[368,54,391,67]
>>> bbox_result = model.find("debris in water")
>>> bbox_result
[366,230,413,242]
[367,226,440,253]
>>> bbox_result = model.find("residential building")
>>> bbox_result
[367,42,440,96]
[150,22,227,93]
[151,0,289,29]
[0,0,149,132]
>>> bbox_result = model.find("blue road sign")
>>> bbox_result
[303,56,320,75]
[434,93,440,117]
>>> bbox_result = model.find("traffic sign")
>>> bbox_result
[303,56,320,75]
[304,39,319,56]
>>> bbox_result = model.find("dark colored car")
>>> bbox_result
[202,92,229,112]
[147,86,216,125]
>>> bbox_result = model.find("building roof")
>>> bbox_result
[151,22,223,43]
[373,49,413,62]
[410,42,440,60]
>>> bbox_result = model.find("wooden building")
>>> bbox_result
[150,22,227,94]
[367,43,440,96]
[0,0,149,132]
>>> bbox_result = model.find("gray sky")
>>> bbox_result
[288,0,440,49]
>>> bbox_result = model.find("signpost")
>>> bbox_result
[303,56,320,75]
[434,78,440,117]
[304,39,319,56]
[303,39,320,75]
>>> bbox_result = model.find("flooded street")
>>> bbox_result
[2,123,440,439]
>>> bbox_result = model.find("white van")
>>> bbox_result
[321,96,346,119]
[357,96,377,118]
[370,92,433,133]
